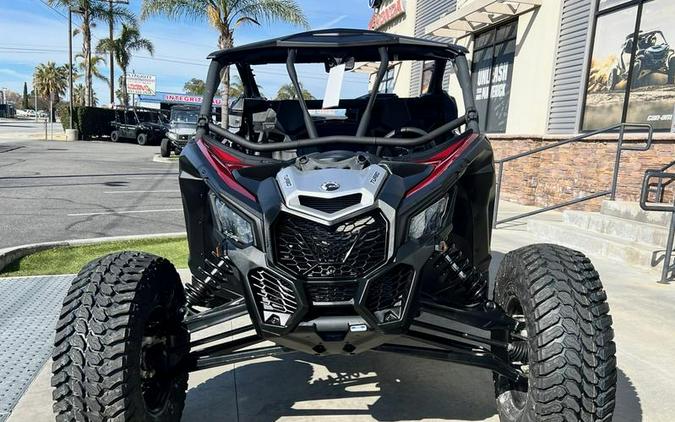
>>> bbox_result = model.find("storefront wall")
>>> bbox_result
[374,0,675,210]
[367,0,418,98]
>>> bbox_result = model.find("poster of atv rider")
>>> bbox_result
[583,1,675,131]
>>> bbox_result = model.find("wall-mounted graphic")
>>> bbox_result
[583,0,675,131]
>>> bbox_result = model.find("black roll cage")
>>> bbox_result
[196,30,479,153]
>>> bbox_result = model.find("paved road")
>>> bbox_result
[0,138,184,248]
[0,119,61,140]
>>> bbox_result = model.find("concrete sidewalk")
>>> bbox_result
[6,205,675,421]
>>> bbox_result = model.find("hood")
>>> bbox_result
[170,126,197,135]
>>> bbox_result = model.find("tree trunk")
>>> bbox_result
[122,70,128,107]
[219,31,233,128]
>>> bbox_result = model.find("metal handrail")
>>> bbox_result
[492,123,654,227]
[640,166,675,284]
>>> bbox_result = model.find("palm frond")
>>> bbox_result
[140,0,207,21]
[230,0,309,29]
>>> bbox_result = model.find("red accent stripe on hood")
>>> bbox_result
[196,139,256,202]
[406,133,478,197]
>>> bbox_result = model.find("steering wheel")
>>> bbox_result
[384,127,428,139]
[378,127,430,157]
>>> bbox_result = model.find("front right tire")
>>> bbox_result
[51,252,190,422]
[493,244,616,422]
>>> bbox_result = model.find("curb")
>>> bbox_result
[0,232,187,274]
[152,154,180,164]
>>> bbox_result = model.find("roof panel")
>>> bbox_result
[207,28,467,64]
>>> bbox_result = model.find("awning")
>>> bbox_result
[425,0,541,40]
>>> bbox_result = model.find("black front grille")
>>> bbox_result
[248,268,298,326]
[365,265,414,323]
[274,211,387,280]
[306,283,358,303]
[299,194,362,214]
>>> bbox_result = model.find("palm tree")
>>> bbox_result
[229,76,244,98]
[33,61,68,123]
[140,0,308,124]
[75,53,109,105]
[49,0,134,106]
[96,24,154,107]
[276,82,314,100]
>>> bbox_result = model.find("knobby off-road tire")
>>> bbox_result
[110,130,119,143]
[52,252,190,422]
[160,138,171,158]
[137,133,149,146]
[493,244,616,422]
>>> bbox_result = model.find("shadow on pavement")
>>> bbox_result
[185,351,498,421]
[184,352,642,422]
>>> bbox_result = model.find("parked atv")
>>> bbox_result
[110,107,168,146]
[160,105,199,157]
[52,29,617,422]
[608,30,675,90]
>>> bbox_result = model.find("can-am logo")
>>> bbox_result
[321,182,340,191]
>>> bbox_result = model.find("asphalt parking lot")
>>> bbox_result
[0,137,183,248]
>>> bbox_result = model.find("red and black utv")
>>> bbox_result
[52,29,616,422]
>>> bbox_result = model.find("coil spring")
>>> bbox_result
[508,341,529,363]
[433,242,488,306]
[184,252,235,309]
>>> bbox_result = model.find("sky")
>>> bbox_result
[0,0,375,104]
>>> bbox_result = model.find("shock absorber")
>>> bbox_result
[184,252,237,310]
[433,241,488,307]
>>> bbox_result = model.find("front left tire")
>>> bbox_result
[51,252,190,422]
[160,138,172,157]
[493,244,616,422]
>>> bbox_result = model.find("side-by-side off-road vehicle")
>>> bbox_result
[608,29,675,90]
[160,105,199,157]
[52,29,617,422]
[110,107,169,146]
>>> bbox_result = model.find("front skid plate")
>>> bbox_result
[185,300,521,382]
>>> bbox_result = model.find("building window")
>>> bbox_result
[471,20,517,133]
[582,0,675,131]
[380,66,396,94]
[421,61,435,94]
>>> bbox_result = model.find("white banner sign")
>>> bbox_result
[127,74,156,95]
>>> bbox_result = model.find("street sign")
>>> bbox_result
[126,74,156,95]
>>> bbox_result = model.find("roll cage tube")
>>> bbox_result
[207,114,467,151]
[195,47,480,148]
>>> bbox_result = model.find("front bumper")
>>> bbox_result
[224,235,435,355]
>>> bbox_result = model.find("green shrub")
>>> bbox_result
[57,103,76,131]
[76,107,116,140]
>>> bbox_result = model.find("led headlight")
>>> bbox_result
[408,196,448,240]
[213,197,254,245]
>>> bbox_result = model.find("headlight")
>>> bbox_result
[167,132,177,140]
[213,197,254,245]
[408,196,448,240]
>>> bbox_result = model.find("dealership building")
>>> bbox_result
[367,0,675,208]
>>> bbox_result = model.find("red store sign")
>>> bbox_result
[368,0,406,30]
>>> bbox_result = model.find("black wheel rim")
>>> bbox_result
[140,306,175,415]
[497,295,530,413]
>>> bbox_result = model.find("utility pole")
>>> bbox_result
[68,7,74,129]
[106,0,129,107]
[109,0,114,106]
